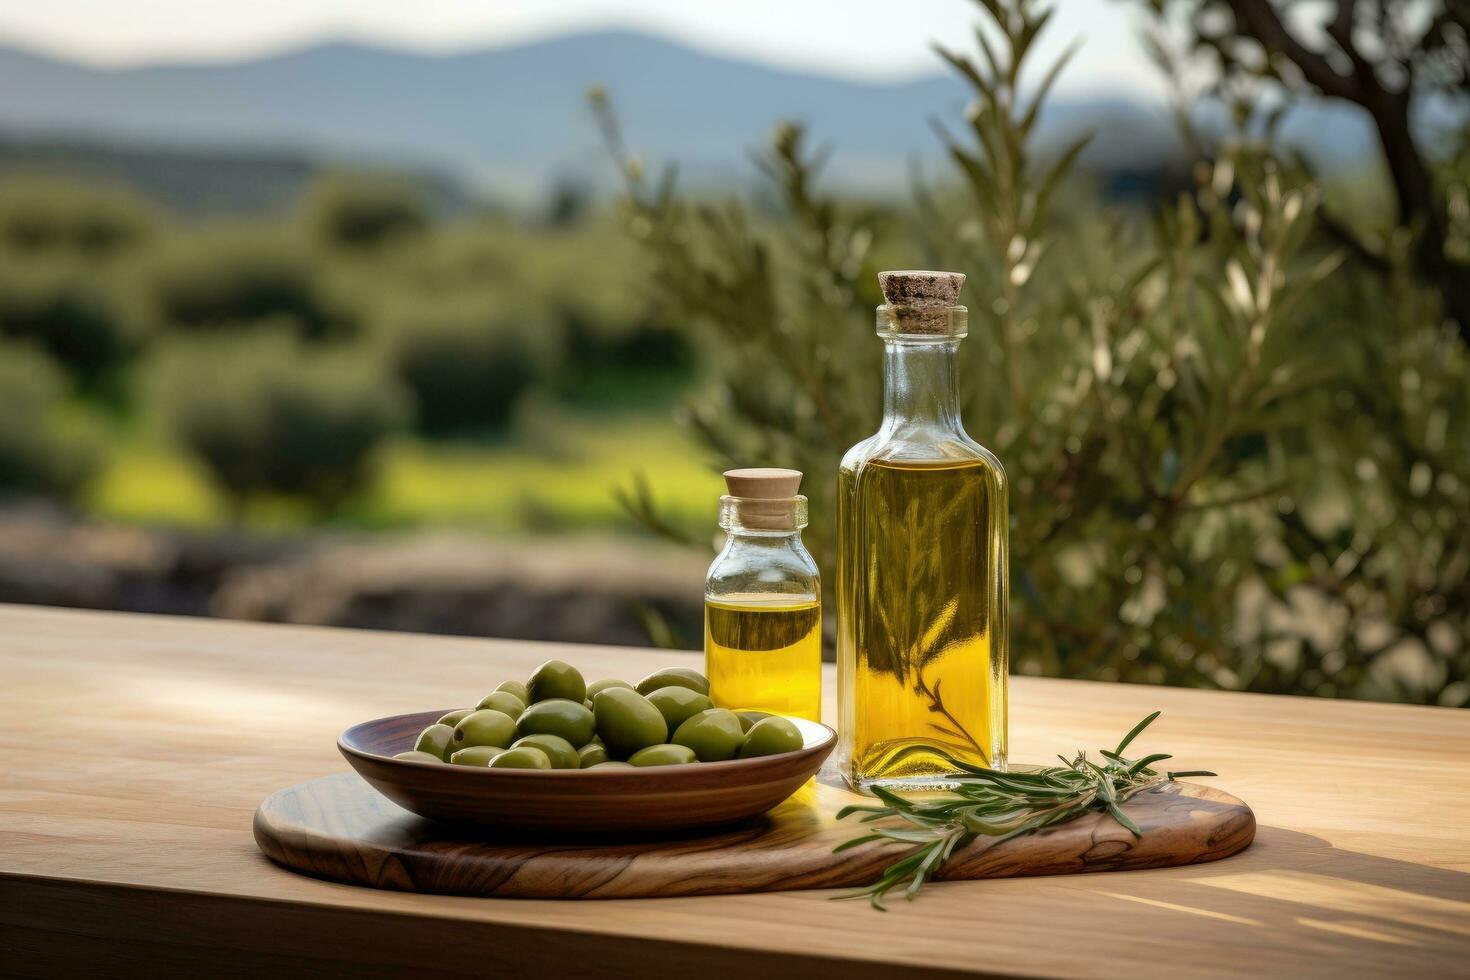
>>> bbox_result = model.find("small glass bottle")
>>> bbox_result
[704,468,822,722]
[837,270,1009,789]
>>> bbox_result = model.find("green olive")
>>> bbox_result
[495,680,530,703]
[393,750,443,764]
[516,698,596,746]
[413,723,456,761]
[512,733,579,769]
[436,708,474,728]
[591,761,635,769]
[627,743,698,767]
[449,745,506,766]
[736,710,774,733]
[740,716,804,757]
[634,666,709,697]
[452,709,518,749]
[489,746,552,769]
[476,691,526,717]
[671,708,745,762]
[586,678,634,699]
[526,660,587,704]
[645,686,714,732]
[592,687,668,757]
[578,742,610,767]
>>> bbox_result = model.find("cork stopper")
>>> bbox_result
[723,467,802,498]
[876,270,968,336]
[720,468,806,531]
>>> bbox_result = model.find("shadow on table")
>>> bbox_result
[1078,824,1470,968]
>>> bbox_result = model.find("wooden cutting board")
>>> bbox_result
[254,770,1254,899]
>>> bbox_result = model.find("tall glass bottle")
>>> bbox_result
[837,270,1008,789]
[704,468,822,722]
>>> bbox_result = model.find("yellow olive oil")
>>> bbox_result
[705,596,822,722]
[837,456,1008,786]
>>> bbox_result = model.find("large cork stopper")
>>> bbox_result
[721,468,804,530]
[877,270,967,335]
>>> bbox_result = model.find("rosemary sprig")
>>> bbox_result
[833,711,1216,909]
[915,670,989,767]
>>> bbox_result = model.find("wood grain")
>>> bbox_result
[254,771,1253,898]
[2,604,1469,979]
[335,710,834,832]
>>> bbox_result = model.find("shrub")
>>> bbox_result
[0,342,101,500]
[147,230,348,339]
[0,175,153,256]
[595,0,1469,706]
[152,333,407,511]
[559,306,693,374]
[383,299,544,437]
[0,264,142,389]
[302,173,429,249]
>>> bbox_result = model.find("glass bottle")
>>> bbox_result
[837,270,1008,789]
[704,468,822,722]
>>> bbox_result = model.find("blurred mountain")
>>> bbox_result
[0,134,473,215]
[0,29,1392,201]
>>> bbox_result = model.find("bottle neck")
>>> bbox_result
[724,527,802,543]
[882,338,962,430]
[719,495,807,536]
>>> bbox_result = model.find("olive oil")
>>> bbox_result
[706,596,822,721]
[838,458,1007,783]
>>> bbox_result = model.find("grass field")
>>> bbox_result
[86,410,724,535]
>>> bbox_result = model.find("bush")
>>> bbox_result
[0,264,142,389]
[596,0,1470,706]
[383,300,543,437]
[0,342,101,499]
[0,176,153,256]
[152,333,407,511]
[302,173,429,249]
[148,230,348,339]
[560,306,693,374]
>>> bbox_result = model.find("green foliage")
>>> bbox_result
[557,306,693,390]
[1131,0,1470,336]
[0,342,101,499]
[151,332,407,512]
[1255,250,1470,702]
[302,173,429,249]
[0,175,153,256]
[367,216,692,403]
[596,0,1469,705]
[381,297,544,436]
[0,262,143,389]
[147,230,348,339]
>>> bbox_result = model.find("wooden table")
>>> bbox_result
[2,604,1467,978]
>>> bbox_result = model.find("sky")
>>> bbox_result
[0,0,1166,99]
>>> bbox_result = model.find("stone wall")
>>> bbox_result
[0,505,707,648]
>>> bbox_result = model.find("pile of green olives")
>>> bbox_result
[393,660,805,770]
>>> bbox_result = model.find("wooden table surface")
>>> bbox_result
[1,604,1467,978]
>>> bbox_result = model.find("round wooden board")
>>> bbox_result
[254,771,1255,899]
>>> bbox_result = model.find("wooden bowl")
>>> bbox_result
[338,709,837,834]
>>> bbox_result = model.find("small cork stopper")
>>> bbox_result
[721,468,804,530]
[877,270,966,334]
[723,467,802,499]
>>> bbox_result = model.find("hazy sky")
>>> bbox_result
[0,0,1165,98]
